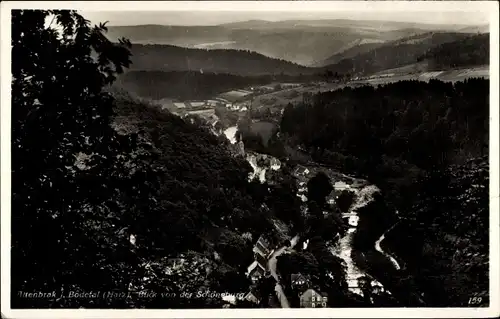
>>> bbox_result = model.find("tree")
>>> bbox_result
[10,9,155,308]
[215,230,253,269]
[307,172,333,207]
[336,189,356,213]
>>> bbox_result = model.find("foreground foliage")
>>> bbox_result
[11,10,304,308]
[280,79,489,307]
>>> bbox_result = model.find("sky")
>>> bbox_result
[82,9,489,27]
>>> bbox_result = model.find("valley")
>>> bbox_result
[9,9,492,312]
[220,125,397,306]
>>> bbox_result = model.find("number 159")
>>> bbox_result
[468,297,482,305]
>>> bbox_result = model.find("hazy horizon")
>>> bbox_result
[82,11,489,27]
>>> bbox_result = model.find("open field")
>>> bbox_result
[244,65,489,116]
[147,65,489,124]
[357,65,489,86]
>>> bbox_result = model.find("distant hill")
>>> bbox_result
[106,20,487,66]
[417,33,489,70]
[457,25,489,33]
[117,30,489,88]
[105,24,232,46]
[125,44,315,76]
[106,21,434,66]
[321,32,482,75]
[219,19,476,32]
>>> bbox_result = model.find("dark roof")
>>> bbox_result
[255,241,270,255]
[291,273,309,283]
[255,252,268,267]
[247,285,264,300]
[248,261,266,275]
[257,235,271,247]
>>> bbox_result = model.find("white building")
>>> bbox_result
[174,102,186,109]
[190,101,206,107]
[187,108,216,116]
[246,261,266,282]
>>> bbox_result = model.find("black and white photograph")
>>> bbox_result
[1,1,499,318]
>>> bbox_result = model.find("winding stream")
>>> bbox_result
[375,222,401,270]
[331,185,390,297]
[222,124,400,302]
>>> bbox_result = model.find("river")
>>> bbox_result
[331,185,389,297]
[222,125,400,304]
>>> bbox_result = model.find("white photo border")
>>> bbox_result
[1,1,499,318]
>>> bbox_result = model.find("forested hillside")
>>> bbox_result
[125,44,314,76]
[281,79,488,207]
[113,70,314,100]
[10,10,310,308]
[322,32,479,75]
[383,157,489,306]
[280,78,489,306]
[316,42,384,66]
[417,33,489,70]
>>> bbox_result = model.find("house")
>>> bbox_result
[236,89,253,95]
[270,158,281,171]
[371,280,385,294]
[300,289,328,308]
[258,85,275,92]
[298,194,307,202]
[280,83,301,89]
[187,108,216,117]
[246,260,266,282]
[208,117,219,127]
[302,239,309,250]
[333,181,351,191]
[293,166,310,177]
[206,99,221,107]
[173,102,186,109]
[254,235,273,258]
[254,250,269,269]
[291,273,311,291]
[158,98,174,110]
[215,97,230,104]
[245,235,275,282]
[168,257,186,270]
[244,290,261,304]
[348,215,359,227]
[189,101,206,108]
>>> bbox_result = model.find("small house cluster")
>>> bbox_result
[245,235,274,282]
[293,165,310,178]
[243,235,275,304]
[292,273,329,308]
[300,288,329,308]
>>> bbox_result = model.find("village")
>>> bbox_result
[241,233,330,308]
[238,164,369,308]
[147,81,387,308]
[161,83,303,118]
